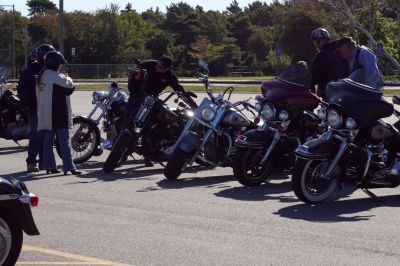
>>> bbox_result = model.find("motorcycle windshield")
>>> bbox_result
[346,68,384,90]
[276,64,311,89]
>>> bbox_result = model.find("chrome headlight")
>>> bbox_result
[255,103,262,112]
[255,95,264,102]
[144,95,156,106]
[345,117,357,130]
[317,108,327,120]
[201,106,216,121]
[278,110,289,121]
[92,91,108,103]
[262,103,276,120]
[327,109,342,128]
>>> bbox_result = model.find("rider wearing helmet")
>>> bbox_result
[36,51,81,175]
[17,43,56,172]
[310,28,349,100]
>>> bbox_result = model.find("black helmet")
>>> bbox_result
[36,44,56,63]
[310,28,330,40]
[44,51,68,70]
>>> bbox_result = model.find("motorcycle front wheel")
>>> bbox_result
[164,148,187,180]
[292,158,339,204]
[233,147,273,187]
[0,208,23,266]
[103,130,134,173]
[56,117,100,164]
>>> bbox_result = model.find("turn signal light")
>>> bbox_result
[236,135,247,141]
[253,117,260,125]
[174,98,179,103]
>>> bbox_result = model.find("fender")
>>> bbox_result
[0,178,39,236]
[294,138,338,160]
[234,129,273,149]
[176,132,202,153]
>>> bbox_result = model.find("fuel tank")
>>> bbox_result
[222,110,252,127]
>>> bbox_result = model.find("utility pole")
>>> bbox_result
[59,0,64,54]
[12,4,15,77]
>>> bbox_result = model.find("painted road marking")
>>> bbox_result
[17,245,132,266]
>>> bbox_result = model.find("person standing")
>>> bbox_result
[36,51,81,175]
[17,44,56,172]
[310,28,349,100]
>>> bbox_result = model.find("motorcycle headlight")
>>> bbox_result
[92,91,108,103]
[345,117,357,130]
[317,108,327,120]
[327,109,342,128]
[144,95,156,106]
[262,103,276,120]
[201,106,216,121]
[255,95,264,102]
[278,110,289,121]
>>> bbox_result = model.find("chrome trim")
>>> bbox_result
[361,148,373,181]
[19,193,35,204]
[0,194,19,201]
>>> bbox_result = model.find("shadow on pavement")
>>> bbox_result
[0,145,26,156]
[274,193,400,223]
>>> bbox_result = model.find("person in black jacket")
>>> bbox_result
[310,28,349,100]
[125,55,195,167]
[17,44,55,172]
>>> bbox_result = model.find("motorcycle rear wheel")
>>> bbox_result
[103,130,134,173]
[56,117,100,164]
[0,208,23,266]
[164,148,187,180]
[233,147,273,187]
[292,158,338,204]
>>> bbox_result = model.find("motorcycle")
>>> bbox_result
[0,177,39,265]
[56,78,129,164]
[163,60,258,180]
[102,60,198,173]
[0,67,30,144]
[232,64,323,187]
[292,68,399,204]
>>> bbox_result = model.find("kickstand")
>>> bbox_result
[361,188,378,199]
[14,140,24,149]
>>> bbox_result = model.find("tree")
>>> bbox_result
[26,0,57,16]
[227,0,242,15]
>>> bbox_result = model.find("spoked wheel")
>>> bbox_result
[233,147,273,187]
[56,117,100,164]
[0,209,23,266]
[292,158,339,204]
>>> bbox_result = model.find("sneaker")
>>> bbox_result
[27,164,39,173]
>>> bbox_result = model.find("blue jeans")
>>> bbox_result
[42,128,76,172]
[26,113,44,166]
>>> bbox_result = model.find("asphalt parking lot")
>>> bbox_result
[1,90,400,265]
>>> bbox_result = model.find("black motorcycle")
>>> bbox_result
[103,61,198,173]
[163,60,257,180]
[0,67,29,144]
[57,79,129,164]
[0,177,39,265]
[292,69,400,204]
[232,64,323,187]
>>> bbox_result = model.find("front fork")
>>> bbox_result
[320,134,352,179]
[260,128,281,165]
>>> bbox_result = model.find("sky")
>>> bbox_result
[5,0,270,16]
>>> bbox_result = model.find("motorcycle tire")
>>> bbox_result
[233,147,273,187]
[103,130,134,174]
[56,116,101,164]
[0,208,23,266]
[164,148,187,180]
[292,158,338,204]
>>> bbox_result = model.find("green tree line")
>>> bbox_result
[0,0,399,77]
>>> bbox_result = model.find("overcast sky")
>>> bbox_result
[6,0,272,16]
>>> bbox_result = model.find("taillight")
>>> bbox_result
[19,193,39,207]
[236,135,247,141]
[30,194,39,207]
